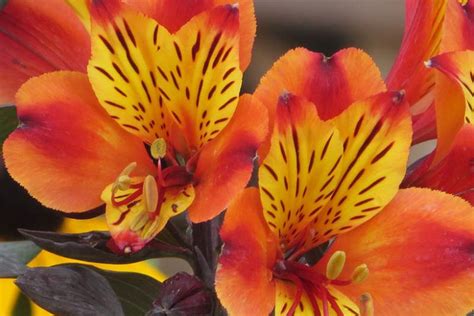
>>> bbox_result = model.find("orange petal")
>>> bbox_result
[216,188,276,316]
[189,94,268,222]
[0,0,90,104]
[386,0,445,109]
[259,93,344,250]
[441,0,474,52]
[254,48,385,158]
[88,0,178,144]
[65,0,92,32]
[428,50,474,162]
[318,188,474,315]
[275,281,359,316]
[124,0,255,70]
[3,71,154,213]
[310,91,412,246]
[154,4,242,150]
[409,124,474,205]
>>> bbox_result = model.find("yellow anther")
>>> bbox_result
[360,293,374,316]
[116,175,131,191]
[130,212,149,232]
[351,264,369,284]
[143,175,159,213]
[326,250,346,280]
[151,138,167,160]
[120,161,137,177]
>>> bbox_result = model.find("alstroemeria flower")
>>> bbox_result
[403,50,474,204]
[216,88,413,315]
[2,0,267,252]
[385,0,474,144]
[0,0,256,104]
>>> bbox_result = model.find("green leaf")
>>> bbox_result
[15,264,124,316]
[92,266,162,315]
[0,105,18,154]
[0,240,40,278]
[19,228,193,264]
[15,264,162,316]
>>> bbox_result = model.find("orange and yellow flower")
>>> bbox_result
[1,0,267,252]
[215,47,474,315]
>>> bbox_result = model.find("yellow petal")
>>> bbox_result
[153,5,243,150]
[310,91,412,246]
[259,93,343,250]
[87,0,176,143]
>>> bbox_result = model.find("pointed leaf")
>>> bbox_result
[15,264,124,316]
[19,228,192,264]
[0,240,40,278]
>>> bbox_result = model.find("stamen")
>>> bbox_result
[351,264,369,284]
[359,293,374,316]
[151,138,167,160]
[326,251,346,280]
[123,246,132,254]
[130,212,149,232]
[116,175,131,191]
[120,161,137,177]
[113,162,137,193]
[143,175,159,212]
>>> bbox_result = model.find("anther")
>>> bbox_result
[360,293,374,316]
[117,175,131,191]
[123,246,132,254]
[120,161,137,177]
[326,250,346,280]
[151,138,167,160]
[351,264,369,284]
[143,175,159,213]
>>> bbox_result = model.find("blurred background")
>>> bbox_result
[0,0,406,272]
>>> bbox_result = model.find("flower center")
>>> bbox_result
[109,139,194,236]
[273,251,369,316]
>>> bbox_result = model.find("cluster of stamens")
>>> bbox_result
[273,251,371,316]
[109,139,169,243]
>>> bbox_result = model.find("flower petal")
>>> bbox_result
[154,4,243,150]
[103,182,195,252]
[429,50,474,161]
[386,0,446,107]
[254,47,386,129]
[216,188,276,316]
[259,93,344,250]
[408,124,474,205]
[442,0,474,52]
[124,0,255,70]
[0,0,90,104]
[311,91,412,246]
[319,188,474,315]
[275,281,359,316]
[3,71,154,213]
[189,94,268,223]
[65,0,92,32]
[88,0,177,144]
